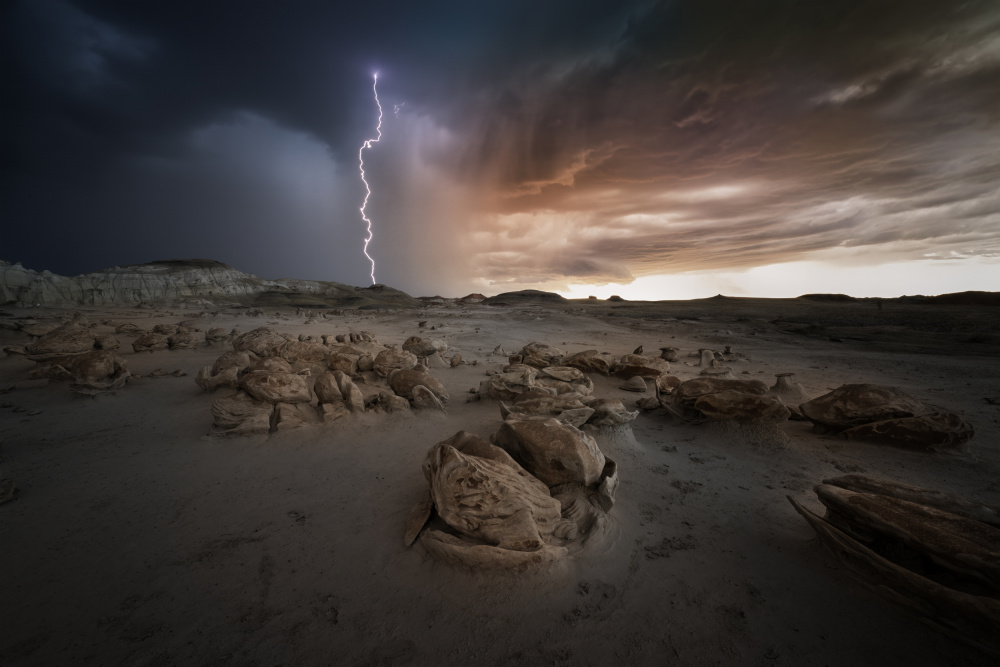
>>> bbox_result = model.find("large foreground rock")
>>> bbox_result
[516,342,565,368]
[408,432,575,569]
[25,321,96,360]
[561,350,615,376]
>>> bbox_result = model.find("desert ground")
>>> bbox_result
[2,295,998,666]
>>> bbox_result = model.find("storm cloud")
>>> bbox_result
[2,0,998,295]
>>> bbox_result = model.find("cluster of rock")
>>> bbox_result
[3,314,129,395]
[406,421,618,569]
[197,327,454,435]
[799,384,974,450]
[789,475,1000,656]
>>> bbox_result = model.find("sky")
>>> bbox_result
[2,0,1000,299]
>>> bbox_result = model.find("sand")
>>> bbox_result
[1,299,998,665]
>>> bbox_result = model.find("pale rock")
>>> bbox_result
[450,353,462,367]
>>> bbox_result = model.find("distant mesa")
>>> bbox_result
[482,290,568,306]
[0,259,420,309]
[458,293,486,304]
[608,295,624,302]
[798,293,858,302]
[908,291,1000,306]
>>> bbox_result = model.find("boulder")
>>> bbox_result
[693,390,792,422]
[499,394,595,428]
[621,376,646,392]
[402,336,448,358]
[168,331,199,350]
[580,398,638,426]
[274,402,321,431]
[211,392,273,435]
[313,372,344,404]
[115,322,143,335]
[132,332,169,353]
[239,371,312,404]
[422,437,572,552]
[478,367,541,401]
[561,350,615,376]
[613,354,670,379]
[94,335,120,351]
[211,350,256,376]
[250,357,293,373]
[495,418,606,487]
[841,412,975,449]
[535,366,594,396]
[205,327,229,343]
[376,390,411,413]
[326,352,359,376]
[516,342,565,368]
[655,375,682,394]
[277,340,328,365]
[195,365,240,391]
[152,323,179,335]
[373,348,418,377]
[673,378,769,408]
[331,370,365,413]
[24,321,96,359]
[412,385,447,412]
[799,384,928,431]
[389,368,449,403]
[63,350,130,395]
[232,327,287,357]
[450,354,463,367]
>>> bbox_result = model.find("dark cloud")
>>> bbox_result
[2,0,998,293]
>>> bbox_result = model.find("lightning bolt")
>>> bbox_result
[358,73,382,285]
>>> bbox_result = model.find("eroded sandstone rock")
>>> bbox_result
[389,368,449,403]
[374,348,417,377]
[239,371,312,404]
[561,350,615,376]
[841,412,975,450]
[516,342,565,369]
[800,384,928,431]
[211,392,272,435]
[132,332,169,353]
[495,418,606,487]
[232,327,287,357]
